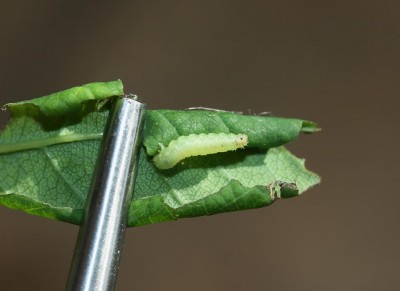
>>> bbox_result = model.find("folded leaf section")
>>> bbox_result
[143,110,318,156]
[128,180,278,226]
[3,80,123,129]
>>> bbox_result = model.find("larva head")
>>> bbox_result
[235,134,248,148]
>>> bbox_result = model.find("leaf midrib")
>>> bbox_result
[0,133,103,154]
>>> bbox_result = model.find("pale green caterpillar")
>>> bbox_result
[153,133,248,170]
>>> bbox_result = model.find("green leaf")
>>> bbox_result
[0,81,320,227]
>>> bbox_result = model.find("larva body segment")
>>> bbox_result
[153,133,248,170]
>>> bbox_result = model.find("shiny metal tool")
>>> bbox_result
[66,96,145,291]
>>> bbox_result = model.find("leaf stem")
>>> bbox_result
[0,133,103,154]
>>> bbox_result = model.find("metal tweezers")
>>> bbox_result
[65,96,145,291]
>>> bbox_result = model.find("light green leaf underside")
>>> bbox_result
[0,81,320,226]
[129,147,319,226]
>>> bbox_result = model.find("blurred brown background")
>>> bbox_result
[0,1,399,290]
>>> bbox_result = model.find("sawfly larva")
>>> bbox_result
[153,133,248,170]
